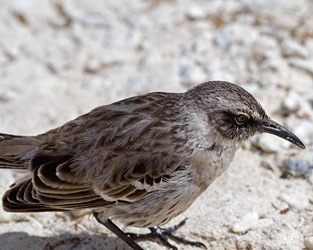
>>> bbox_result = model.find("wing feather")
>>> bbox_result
[3,154,114,212]
[3,93,191,212]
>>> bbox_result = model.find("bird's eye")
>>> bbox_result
[235,114,248,125]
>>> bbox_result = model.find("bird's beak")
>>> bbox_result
[258,118,305,149]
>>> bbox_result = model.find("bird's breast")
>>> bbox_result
[191,143,237,192]
[105,144,238,228]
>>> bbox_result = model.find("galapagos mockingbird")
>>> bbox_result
[0,81,305,249]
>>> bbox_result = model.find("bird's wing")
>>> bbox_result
[3,154,114,212]
[3,92,191,212]
[67,93,191,201]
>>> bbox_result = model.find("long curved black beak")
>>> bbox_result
[258,118,305,149]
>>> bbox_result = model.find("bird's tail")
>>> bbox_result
[0,133,40,169]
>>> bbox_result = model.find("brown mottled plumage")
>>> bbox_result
[0,81,305,250]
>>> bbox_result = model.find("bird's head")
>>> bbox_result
[187,81,305,149]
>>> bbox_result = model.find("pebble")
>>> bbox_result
[254,134,290,153]
[293,120,313,145]
[271,200,290,213]
[232,212,258,233]
[185,4,208,20]
[84,48,135,74]
[255,35,280,59]
[26,216,44,232]
[290,59,313,76]
[215,23,259,51]
[281,40,309,58]
[281,92,300,115]
[241,82,261,96]
[0,212,14,223]
[260,159,276,172]
[0,88,17,102]
[279,193,309,210]
[282,158,313,176]
[232,212,273,234]
[304,236,313,250]
[297,100,313,119]
[180,58,207,87]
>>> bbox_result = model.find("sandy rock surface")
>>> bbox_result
[0,0,312,249]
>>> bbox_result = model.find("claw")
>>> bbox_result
[127,219,207,249]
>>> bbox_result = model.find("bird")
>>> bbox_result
[0,81,305,250]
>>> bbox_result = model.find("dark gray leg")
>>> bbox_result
[93,212,143,250]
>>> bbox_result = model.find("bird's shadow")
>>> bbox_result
[0,231,131,250]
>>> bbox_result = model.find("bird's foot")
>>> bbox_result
[127,219,207,250]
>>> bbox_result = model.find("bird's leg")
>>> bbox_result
[93,212,143,250]
[127,219,207,250]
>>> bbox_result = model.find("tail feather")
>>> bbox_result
[0,133,40,169]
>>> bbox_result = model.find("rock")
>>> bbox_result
[206,68,235,83]
[271,200,290,213]
[25,216,44,232]
[84,48,135,73]
[232,212,258,233]
[232,212,273,234]
[281,91,300,115]
[293,120,313,145]
[281,158,313,177]
[0,88,17,102]
[0,170,15,190]
[0,211,14,223]
[214,24,259,52]
[281,40,309,58]
[241,83,261,96]
[279,193,310,210]
[304,236,313,250]
[297,100,313,119]
[254,35,280,59]
[185,4,208,20]
[254,133,290,153]
[290,59,313,76]
[260,159,276,172]
[0,0,56,26]
[180,58,207,87]
[258,55,290,88]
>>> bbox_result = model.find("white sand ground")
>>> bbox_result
[0,0,312,249]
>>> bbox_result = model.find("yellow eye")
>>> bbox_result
[235,114,248,125]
